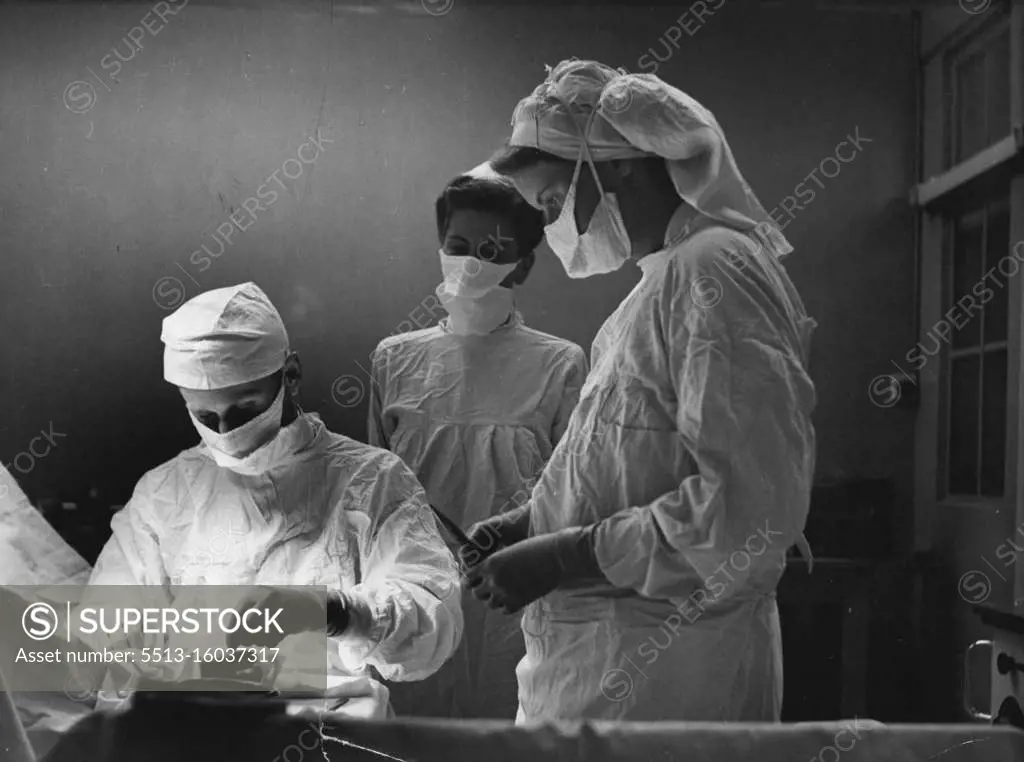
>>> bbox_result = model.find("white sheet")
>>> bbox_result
[0,465,90,586]
[0,464,93,761]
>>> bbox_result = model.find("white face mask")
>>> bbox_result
[435,251,517,335]
[545,153,632,279]
[188,383,289,475]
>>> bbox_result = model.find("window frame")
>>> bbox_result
[946,19,1012,168]
[912,9,1016,206]
[913,3,1024,527]
[937,196,1012,503]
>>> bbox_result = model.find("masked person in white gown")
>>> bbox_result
[369,168,588,718]
[86,282,463,718]
[464,59,817,723]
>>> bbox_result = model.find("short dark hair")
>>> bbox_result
[434,173,545,257]
[489,143,571,177]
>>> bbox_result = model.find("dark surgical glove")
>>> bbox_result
[466,525,604,613]
[459,504,532,568]
[226,587,350,648]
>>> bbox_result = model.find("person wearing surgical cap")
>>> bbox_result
[465,59,817,723]
[87,282,463,718]
[370,167,587,719]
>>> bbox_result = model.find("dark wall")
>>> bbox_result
[0,3,917,521]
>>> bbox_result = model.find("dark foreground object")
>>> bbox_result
[40,691,1024,762]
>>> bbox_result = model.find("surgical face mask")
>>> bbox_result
[188,383,288,474]
[435,251,517,335]
[545,153,632,279]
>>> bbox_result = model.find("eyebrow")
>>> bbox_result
[202,391,263,411]
[194,394,260,415]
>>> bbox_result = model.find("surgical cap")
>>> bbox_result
[508,59,793,257]
[161,282,290,390]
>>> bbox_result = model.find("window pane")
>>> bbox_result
[980,349,1008,497]
[955,51,987,162]
[948,354,980,496]
[983,203,1010,343]
[952,216,984,348]
[987,32,1011,147]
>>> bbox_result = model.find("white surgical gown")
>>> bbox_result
[518,211,816,723]
[87,413,463,716]
[368,312,587,718]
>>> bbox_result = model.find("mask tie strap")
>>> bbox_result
[554,100,607,209]
[572,108,611,202]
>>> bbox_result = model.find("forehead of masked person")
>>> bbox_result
[435,173,545,286]
[179,355,301,434]
[490,145,677,246]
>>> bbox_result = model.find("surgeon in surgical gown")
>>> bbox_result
[87,282,463,718]
[465,60,817,723]
[368,168,587,718]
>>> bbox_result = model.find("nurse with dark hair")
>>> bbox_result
[370,166,587,719]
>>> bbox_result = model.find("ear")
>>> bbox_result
[609,159,636,182]
[283,353,303,392]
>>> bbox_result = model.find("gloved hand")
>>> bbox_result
[466,525,604,613]
[226,587,350,648]
[459,504,532,568]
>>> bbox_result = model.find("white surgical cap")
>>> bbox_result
[508,59,793,257]
[161,282,290,390]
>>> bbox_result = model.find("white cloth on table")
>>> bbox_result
[0,465,89,586]
[0,464,93,760]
